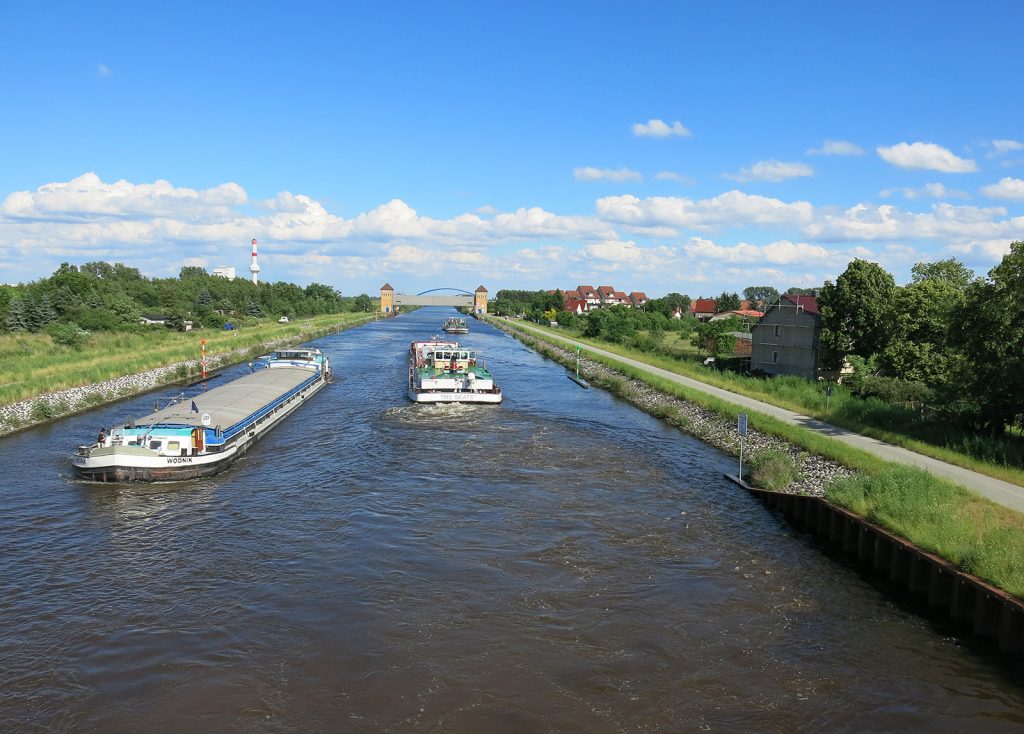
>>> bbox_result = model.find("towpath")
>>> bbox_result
[501,318,1024,514]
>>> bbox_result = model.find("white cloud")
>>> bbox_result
[97,64,111,77]
[980,177,1024,200]
[806,140,863,156]
[1,172,247,221]
[573,166,643,183]
[879,182,970,200]
[654,171,696,184]
[725,160,813,183]
[682,236,835,265]
[631,119,692,138]
[876,142,977,173]
[595,190,814,233]
[988,139,1024,157]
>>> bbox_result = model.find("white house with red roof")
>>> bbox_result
[690,298,718,321]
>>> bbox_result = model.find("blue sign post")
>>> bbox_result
[737,413,748,482]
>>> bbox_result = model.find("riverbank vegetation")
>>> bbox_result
[491,317,1024,599]
[0,312,374,407]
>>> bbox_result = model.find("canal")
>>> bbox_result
[1,308,1021,732]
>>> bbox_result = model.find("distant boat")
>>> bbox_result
[72,348,332,482]
[442,317,469,334]
[408,339,502,404]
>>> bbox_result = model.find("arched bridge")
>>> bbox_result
[379,284,488,314]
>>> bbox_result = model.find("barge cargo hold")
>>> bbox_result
[72,348,331,482]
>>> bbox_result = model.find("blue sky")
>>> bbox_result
[2,1,1022,298]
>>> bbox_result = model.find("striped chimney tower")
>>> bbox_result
[249,238,261,284]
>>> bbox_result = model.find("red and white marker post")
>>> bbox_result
[201,339,207,380]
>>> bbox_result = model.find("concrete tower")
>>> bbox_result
[249,238,261,285]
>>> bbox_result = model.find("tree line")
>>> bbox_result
[0,261,374,339]
[819,241,1024,435]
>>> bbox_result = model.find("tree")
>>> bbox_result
[353,294,373,312]
[743,286,780,310]
[785,286,820,296]
[716,291,741,312]
[179,266,208,279]
[953,242,1024,434]
[691,319,737,357]
[818,259,897,366]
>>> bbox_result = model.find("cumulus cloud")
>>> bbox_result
[595,190,814,233]
[573,166,643,183]
[631,119,692,138]
[879,182,970,200]
[725,160,813,183]
[876,142,977,173]
[806,140,863,156]
[980,177,1024,200]
[682,237,835,265]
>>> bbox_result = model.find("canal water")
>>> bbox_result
[1,308,1021,732]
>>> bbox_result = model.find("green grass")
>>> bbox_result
[508,319,1024,489]
[0,313,375,407]
[493,317,1024,599]
[829,467,1024,598]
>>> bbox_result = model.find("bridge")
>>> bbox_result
[380,284,488,314]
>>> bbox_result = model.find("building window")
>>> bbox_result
[772,351,779,364]
[774,324,781,337]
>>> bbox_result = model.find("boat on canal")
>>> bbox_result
[72,348,333,482]
[442,317,469,334]
[408,339,502,404]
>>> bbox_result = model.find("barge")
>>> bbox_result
[442,317,469,334]
[408,339,502,404]
[72,348,332,482]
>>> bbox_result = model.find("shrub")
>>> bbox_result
[748,450,798,491]
[46,321,91,350]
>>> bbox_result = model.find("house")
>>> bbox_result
[139,314,166,326]
[671,305,684,319]
[564,299,588,314]
[690,298,717,321]
[729,331,752,357]
[629,291,649,308]
[612,290,632,307]
[749,295,821,379]
[575,285,602,309]
[212,266,236,281]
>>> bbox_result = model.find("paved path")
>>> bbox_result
[502,318,1024,514]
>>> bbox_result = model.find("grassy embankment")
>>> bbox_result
[520,320,1024,489]
[0,312,376,408]
[492,317,1024,598]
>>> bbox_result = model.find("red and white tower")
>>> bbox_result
[249,238,261,285]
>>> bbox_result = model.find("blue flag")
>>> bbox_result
[191,400,199,413]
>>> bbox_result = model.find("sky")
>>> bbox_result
[1,1,1022,298]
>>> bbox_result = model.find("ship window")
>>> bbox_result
[149,440,162,450]
[167,441,180,452]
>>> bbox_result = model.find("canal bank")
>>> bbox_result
[0,313,382,438]
[486,315,1024,653]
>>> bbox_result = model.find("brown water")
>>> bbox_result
[1,309,1022,732]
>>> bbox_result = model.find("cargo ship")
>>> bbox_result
[442,317,469,334]
[408,339,501,404]
[72,348,332,482]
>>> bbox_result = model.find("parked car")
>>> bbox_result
[223,322,236,330]
[278,316,290,323]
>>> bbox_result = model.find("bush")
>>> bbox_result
[747,450,798,490]
[46,321,91,350]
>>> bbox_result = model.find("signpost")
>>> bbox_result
[737,412,748,482]
[201,339,207,380]
[825,384,834,411]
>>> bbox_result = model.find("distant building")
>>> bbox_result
[750,295,821,379]
[690,298,718,321]
[212,266,236,280]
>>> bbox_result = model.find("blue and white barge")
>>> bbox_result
[72,348,332,482]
